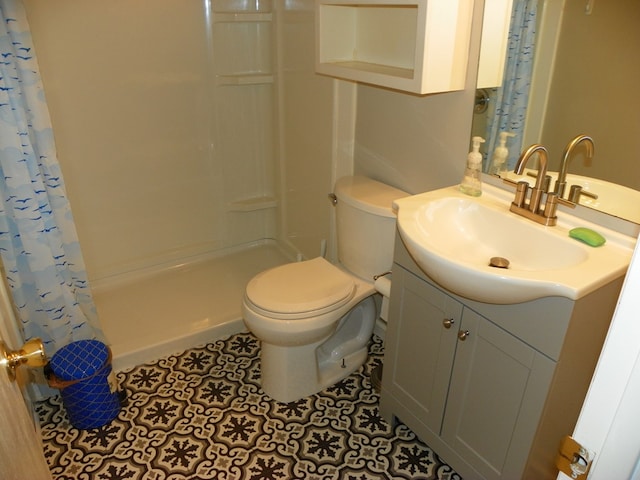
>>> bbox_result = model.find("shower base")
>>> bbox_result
[93,242,292,372]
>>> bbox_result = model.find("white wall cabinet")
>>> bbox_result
[315,0,474,94]
[380,234,625,479]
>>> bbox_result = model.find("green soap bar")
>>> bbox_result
[569,227,606,247]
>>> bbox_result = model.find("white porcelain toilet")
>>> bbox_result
[242,175,407,403]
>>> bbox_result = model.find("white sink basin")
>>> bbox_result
[395,184,634,304]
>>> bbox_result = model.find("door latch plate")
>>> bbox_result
[556,435,594,479]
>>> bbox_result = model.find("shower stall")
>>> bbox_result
[20,0,342,370]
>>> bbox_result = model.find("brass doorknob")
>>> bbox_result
[0,338,47,381]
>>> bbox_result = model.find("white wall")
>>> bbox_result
[541,0,640,190]
[354,86,474,194]
[277,0,336,260]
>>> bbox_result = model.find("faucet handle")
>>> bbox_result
[569,184,599,203]
[513,181,529,208]
[544,193,559,219]
[556,195,577,209]
[502,178,529,208]
[502,178,519,188]
[568,185,583,204]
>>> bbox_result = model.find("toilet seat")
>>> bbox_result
[244,257,356,319]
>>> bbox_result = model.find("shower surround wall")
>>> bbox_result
[23,0,337,280]
[25,0,276,281]
[22,0,336,367]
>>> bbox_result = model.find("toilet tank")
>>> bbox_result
[334,176,408,281]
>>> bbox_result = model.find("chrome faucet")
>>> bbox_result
[555,134,595,198]
[504,144,575,226]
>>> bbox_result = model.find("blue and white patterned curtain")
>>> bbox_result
[485,0,538,170]
[0,0,104,355]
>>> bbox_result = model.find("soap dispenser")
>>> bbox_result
[488,131,516,176]
[460,136,485,197]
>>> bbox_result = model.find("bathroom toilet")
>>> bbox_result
[242,175,407,403]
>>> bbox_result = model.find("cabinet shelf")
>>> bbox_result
[216,73,274,86]
[322,61,414,80]
[228,196,278,212]
[317,61,415,91]
[213,12,272,23]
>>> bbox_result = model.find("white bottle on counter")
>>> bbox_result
[460,136,485,197]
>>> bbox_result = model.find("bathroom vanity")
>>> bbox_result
[380,234,625,480]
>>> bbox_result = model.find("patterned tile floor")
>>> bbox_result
[37,333,462,480]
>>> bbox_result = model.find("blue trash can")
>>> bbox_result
[47,340,121,429]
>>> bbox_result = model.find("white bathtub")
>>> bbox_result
[92,242,292,371]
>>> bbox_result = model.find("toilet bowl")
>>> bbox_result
[242,176,408,403]
[243,258,376,402]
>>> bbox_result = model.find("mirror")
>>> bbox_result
[472,0,640,223]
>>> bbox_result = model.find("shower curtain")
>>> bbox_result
[485,0,538,170]
[0,0,103,355]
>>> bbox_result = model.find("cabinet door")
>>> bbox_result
[383,267,463,434]
[441,309,555,480]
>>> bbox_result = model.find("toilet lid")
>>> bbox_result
[245,257,355,315]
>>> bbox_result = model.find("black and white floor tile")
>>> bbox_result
[37,333,462,480]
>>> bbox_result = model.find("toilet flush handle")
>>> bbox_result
[373,271,392,281]
[328,193,337,206]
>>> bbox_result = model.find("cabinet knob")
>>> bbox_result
[442,318,455,329]
[457,330,470,341]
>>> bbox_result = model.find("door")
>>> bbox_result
[0,316,52,479]
[441,309,555,480]
[381,266,462,434]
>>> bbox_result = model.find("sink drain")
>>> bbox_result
[489,257,510,269]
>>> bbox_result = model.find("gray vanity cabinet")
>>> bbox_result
[380,234,624,480]
[381,270,462,435]
[440,307,555,479]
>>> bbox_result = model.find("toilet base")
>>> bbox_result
[259,297,376,403]
[317,345,369,390]
[260,339,327,403]
[260,343,370,403]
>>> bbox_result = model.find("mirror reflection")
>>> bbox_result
[472,0,640,223]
